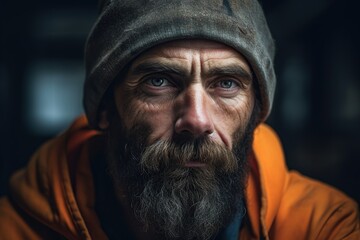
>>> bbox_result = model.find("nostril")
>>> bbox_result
[205,128,214,135]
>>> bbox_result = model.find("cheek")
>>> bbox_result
[213,93,254,148]
[116,95,175,143]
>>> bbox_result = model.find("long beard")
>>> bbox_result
[106,118,256,240]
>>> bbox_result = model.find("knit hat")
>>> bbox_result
[84,0,276,128]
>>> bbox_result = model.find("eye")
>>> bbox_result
[141,75,178,97]
[146,77,172,87]
[209,78,244,98]
[214,79,240,89]
[219,79,236,89]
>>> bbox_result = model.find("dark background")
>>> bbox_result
[1,0,359,203]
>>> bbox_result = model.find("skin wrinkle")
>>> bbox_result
[131,61,190,80]
[111,38,255,161]
[115,79,171,133]
[117,41,253,148]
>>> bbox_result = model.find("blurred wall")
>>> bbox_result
[1,0,359,203]
[263,0,360,203]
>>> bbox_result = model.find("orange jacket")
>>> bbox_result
[0,116,359,239]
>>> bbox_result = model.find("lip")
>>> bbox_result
[184,161,207,168]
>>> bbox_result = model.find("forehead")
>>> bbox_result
[130,39,251,71]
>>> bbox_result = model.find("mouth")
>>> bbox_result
[184,161,207,168]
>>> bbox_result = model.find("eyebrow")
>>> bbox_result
[206,65,253,83]
[131,61,187,77]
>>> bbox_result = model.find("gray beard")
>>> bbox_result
[106,118,256,240]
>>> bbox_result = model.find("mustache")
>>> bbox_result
[139,137,238,174]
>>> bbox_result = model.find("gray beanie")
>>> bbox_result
[84,0,276,128]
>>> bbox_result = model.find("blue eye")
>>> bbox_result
[219,80,236,88]
[146,77,172,87]
[150,78,165,86]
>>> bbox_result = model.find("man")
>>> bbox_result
[0,0,359,239]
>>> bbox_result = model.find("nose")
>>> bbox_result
[174,85,215,137]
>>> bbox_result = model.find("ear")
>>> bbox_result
[98,110,110,130]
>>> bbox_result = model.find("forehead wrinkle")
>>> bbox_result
[130,41,252,84]
[134,55,189,66]
[145,47,202,81]
[144,46,191,60]
[203,55,250,68]
[130,55,191,75]
[200,49,240,59]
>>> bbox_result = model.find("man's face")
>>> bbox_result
[107,39,256,240]
[114,39,254,151]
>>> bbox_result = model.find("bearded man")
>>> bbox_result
[0,0,359,239]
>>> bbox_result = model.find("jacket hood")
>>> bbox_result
[8,117,102,239]
[8,116,287,239]
[84,0,276,128]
